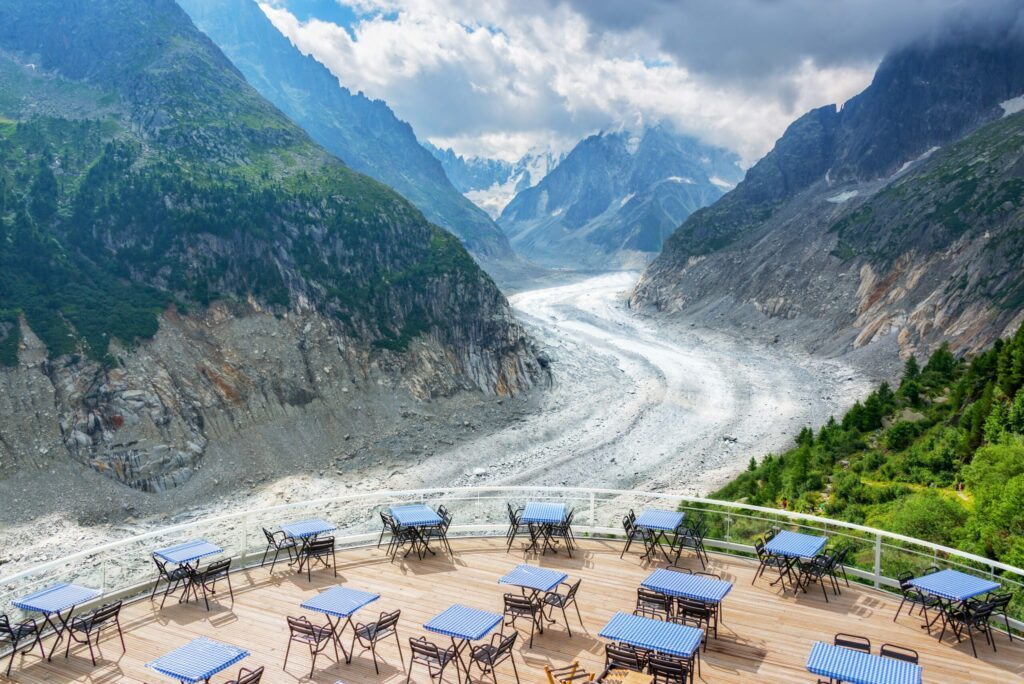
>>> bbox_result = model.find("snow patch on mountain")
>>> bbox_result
[1001,93,1024,117]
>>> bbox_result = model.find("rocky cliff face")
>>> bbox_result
[634,25,1024,360]
[0,0,546,492]
[500,126,742,269]
[177,0,515,263]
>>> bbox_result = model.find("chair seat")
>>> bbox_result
[294,626,332,643]
[472,644,499,662]
[356,623,379,640]
[544,594,568,607]
[167,567,192,581]
[3,624,37,640]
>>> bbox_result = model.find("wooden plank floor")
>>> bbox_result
[3,537,1022,683]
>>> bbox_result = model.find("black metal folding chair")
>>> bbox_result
[1,614,45,676]
[503,593,544,647]
[150,554,193,608]
[350,610,403,674]
[261,527,297,572]
[543,579,584,636]
[285,615,339,677]
[64,601,125,666]
[193,558,234,611]
[299,536,337,580]
[407,636,458,683]
[471,631,520,684]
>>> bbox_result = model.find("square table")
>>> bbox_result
[806,641,922,684]
[909,568,1000,632]
[641,569,732,605]
[301,585,380,663]
[764,530,827,559]
[599,611,702,683]
[425,604,502,678]
[13,583,101,659]
[521,502,569,556]
[390,504,443,527]
[634,509,685,562]
[147,636,249,683]
[154,540,223,566]
[389,504,445,558]
[499,564,567,596]
[281,518,336,540]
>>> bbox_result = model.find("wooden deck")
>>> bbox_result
[3,537,1022,683]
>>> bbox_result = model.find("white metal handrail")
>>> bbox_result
[2,485,1021,634]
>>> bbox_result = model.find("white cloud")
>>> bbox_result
[259,0,966,165]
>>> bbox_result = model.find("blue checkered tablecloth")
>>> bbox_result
[598,611,703,659]
[301,585,380,618]
[634,509,685,532]
[390,504,443,527]
[641,568,733,603]
[13,583,101,614]
[521,502,566,524]
[806,641,921,684]
[425,604,502,641]
[147,637,249,683]
[154,540,223,565]
[280,518,336,539]
[764,530,827,558]
[499,564,567,593]
[908,568,1000,602]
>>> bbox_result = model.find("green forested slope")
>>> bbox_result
[716,326,1024,568]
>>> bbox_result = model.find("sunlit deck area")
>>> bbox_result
[3,536,1022,683]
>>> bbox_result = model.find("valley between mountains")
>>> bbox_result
[0,271,870,576]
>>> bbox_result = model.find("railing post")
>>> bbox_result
[589,492,596,527]
[101,557,107,596]
[241,513,249,567]
[873,533,882,588]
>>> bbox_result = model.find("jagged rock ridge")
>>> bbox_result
[634,23,1024,359]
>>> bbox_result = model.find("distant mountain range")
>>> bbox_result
[497,126,743,269]
[425,143,563,218]
[177,0,515,263]
[633,26,1024,359]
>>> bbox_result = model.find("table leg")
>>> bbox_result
[450,637,472,682]
[44,605,78,661]
[327,615,354,663]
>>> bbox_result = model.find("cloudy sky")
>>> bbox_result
[261,0,1018,165]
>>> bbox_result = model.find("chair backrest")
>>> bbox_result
[287,616,316,637]
[694,571,721,579]
[833,546,849,565]
[754,540,767,559]
[969,602,996,622]
[676,598,710,618]
[565,578,582,599]
[622,515,633,533]
[203,558,231,579]
[262,528,276,545]
[306,536,335,554]
[835,633,871,653]
[380,511,394,526]
[152,554,170,577]
[988,593,1012,612]
[764,528,777,542]
[628,509,637,523]
[409,636,444,662]
[0,614,12,637]
[227,666,265,684]
[637,587,671,610]
[496,631,517,656]
[923,565,940,575]
[605,644,642,671]
[896,571,914,591]
[879,643,919,664]
[91,602,122,626]
[376,610,401,636]
[648,656,689,683]
[504,593,539,615]
[545,662,593,684]
[665,565,692,574]
[437,504,449,518]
